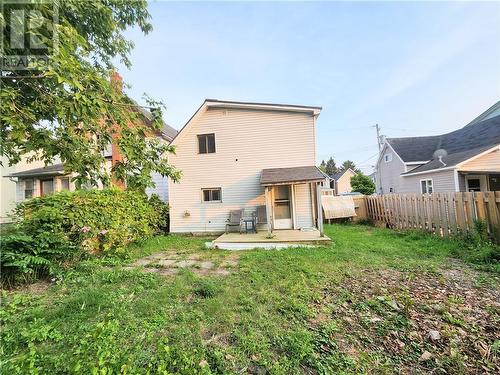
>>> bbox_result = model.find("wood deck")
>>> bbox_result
[213,229,331,246]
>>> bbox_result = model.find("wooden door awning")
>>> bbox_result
[260,166,326,186]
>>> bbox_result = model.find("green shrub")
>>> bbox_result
[452,220,500,270]
[1,188,169,286]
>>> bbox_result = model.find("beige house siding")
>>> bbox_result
[376,144,406,194]
[459,148,500,172]
[336,169,356,194]
[168,107,316,233]
[400,169,456,193]
[293,183,314,228]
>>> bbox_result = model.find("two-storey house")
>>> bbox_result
[168,99,326,235]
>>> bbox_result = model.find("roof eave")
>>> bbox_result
[205,99,322,115]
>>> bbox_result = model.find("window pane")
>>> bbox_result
[275,201,291,219]
[202,188,221,202]
[24,179,34,199]
[207,134,216,153]
[211,189,220,201]
[427,180,433,187]
[25,179,34,190]
[421,181,426,194]
[468,179,480,189]
[42,179,54,195]
[275,185,290,200]
[198,135,207,154]
[61,177,70,191]
[428,186,433,194]
[203,189,210,201]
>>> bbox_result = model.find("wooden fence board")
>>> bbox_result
[364,191,500,243]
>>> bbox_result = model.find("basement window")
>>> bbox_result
[198,133,216,154]
[202,188,221,202]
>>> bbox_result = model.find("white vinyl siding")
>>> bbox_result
[377,144,406,194]
[294,183,314,228]
[169,107,316,233]
[146,172,169,202]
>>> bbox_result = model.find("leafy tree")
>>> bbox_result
[0,0,180,189]
[325,157,338,176]
[351,174,375,195]
[340,160,360,173]
[319,160,326,173]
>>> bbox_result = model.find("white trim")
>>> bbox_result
[206,101,322,116]
[453,169,460,192]
[201,187,222,203]
[403,144,500,176]
[402,166,455,177]
[405,161,429,165]
[376,142,405,166]
[456,145,500,169]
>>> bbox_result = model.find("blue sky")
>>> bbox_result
[118,1,500,174]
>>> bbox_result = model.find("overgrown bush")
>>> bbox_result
[1,189,169,286]
[452,220,500,270]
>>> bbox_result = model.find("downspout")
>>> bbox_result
[453,169,460,192]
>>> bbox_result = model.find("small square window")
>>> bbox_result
[420,179,433,194]
[198,134,216,154]
[202,188,221,202]
[384,153,392,163]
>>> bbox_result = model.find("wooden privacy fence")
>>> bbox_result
[365,192,500,243]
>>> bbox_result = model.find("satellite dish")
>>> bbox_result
[433,149,448,166]
[433,149,448,159]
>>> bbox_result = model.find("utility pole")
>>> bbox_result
[371,124,382,194]
[372,124,381,151]
[375,123,381,151]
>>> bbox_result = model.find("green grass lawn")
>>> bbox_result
[1,224,499,374]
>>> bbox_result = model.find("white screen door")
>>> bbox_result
[273,185,292,229]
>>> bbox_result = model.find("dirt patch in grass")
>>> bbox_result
[125,251,239,277]
[10,279,53,294]
[320,266,499,374]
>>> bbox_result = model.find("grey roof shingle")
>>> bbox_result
[7,163,66,178]
[330,171,344,181]
[162,123,178,140]
[129,98,178,141]
[260,166,326,185]
[388,114,500,173]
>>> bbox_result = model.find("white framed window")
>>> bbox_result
[197,133,216,154]
[202,188,221,202]
[24,179,34,199]
[420,179,433,194]
[384,153,392,163]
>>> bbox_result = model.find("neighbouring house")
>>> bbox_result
[329,168,357,195]
[375,101,500,194]
[168,99,327,235]
[0,73,177,223]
